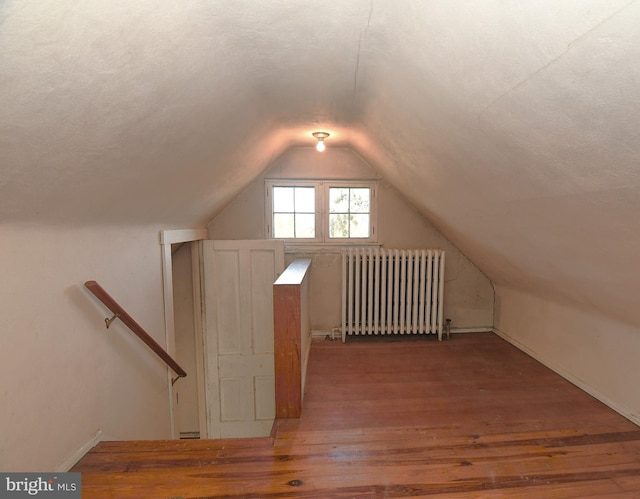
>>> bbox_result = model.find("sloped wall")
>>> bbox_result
[208,147,494,333]
[0,224,172,471]
[494,286,640,425]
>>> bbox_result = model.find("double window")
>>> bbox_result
[266,180,376,243]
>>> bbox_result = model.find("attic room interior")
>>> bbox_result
[2,0,640,496]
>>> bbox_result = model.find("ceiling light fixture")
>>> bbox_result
[312,132,330,152]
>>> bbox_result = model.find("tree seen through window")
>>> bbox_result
[329,187,370,238]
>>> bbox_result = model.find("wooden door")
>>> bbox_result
[201,240,284,438]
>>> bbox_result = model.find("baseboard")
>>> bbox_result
[53,429,103,472]
[450,326,494,334]
[312,327,494,339]
[492,327,640,428]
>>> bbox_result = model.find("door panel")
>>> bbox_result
[219,377,244,421]
[214,250,242,355]
[202,240,284,438]
[251,250,278,354]
[255,376,276,421]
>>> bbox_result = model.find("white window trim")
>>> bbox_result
[265,179,378,245]
[265,180,323,243]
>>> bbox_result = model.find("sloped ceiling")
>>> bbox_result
[2,1,640,326]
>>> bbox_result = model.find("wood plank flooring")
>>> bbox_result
[72,333,640,498]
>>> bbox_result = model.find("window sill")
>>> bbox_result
[283,242,382,254]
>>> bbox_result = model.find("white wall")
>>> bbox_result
[494,285,640,425]
[0,224,172,471]
[208,147,494,333]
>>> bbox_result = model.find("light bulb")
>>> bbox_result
[312,132,330,152]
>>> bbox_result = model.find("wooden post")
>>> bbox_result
[273,259,311,419]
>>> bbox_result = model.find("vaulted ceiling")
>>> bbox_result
[2,1,640,326]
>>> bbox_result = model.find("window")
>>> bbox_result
[266,180,376,243]
[272,186,315,238]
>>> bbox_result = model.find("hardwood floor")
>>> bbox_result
[73,333,640,498]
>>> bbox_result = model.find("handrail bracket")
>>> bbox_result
[105,313,120,329]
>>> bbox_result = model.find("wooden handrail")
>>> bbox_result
[84,280,187,381]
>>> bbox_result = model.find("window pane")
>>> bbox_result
[329,188,349,213]
[329,214,349,238]
[294,187,315,213]
[350,188,370,213]
[273,213,295,238]
[295,214,315,238]
[273,187,294,212]
[350,214,370,237]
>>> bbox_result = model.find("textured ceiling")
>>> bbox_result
[2,1,640,326]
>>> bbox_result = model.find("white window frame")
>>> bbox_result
[265,179,377,244]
